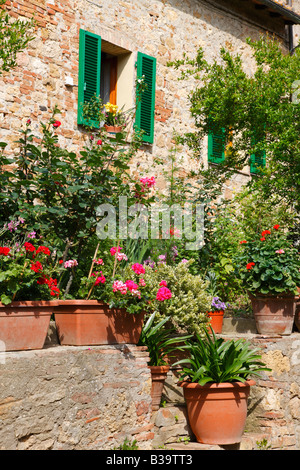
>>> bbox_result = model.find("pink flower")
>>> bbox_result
[159,280,167,287]
[132,263,145,275]
[125,280,139,291]
[97,139,102,145]
[140,176,156,188]
[64,259,78,268]
[139,278,146,287]
[112,280,128,295]
[117,252,128,261]
[110,246,122,256]
[94,273,106,285]
[156,286,172,301]
[93,258,104,265]
[276,249,285,254]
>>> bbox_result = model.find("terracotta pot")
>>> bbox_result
[104,124,123,133]
[250,294,296,335]
[206,310,224,334]
[0,300,57,351]
[54,300,145,346]
[179,379,255,445]
[149,365,170,411]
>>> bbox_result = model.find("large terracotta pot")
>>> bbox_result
[0,300,57,351]
[206,310,224,334]
[54,300,145,346]
[179,379,255,445]
[149,365,170,411]
[250,294,296,335]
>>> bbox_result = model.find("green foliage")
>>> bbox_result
[0,0,35,74]
[138,312,191,366]
[169,36,300,212]
[235,225,300,297]
[143,260,212,335]
[113,437,139,450]
[0,220,63,303]
[175,328,271,385]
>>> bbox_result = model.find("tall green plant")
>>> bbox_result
[175,329,271,385]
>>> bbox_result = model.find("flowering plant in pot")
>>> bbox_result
[103,102,129,132]
[236,224,300,335]
[54,244,173,346]
[0,220,63,351]
[138,312,192,410]
[174,328,271,445]
[206,296,227,334]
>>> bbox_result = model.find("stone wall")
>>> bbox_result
[0,0,296,194]
[0,326,153,450]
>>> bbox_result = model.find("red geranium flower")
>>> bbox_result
[24,242,36,252]
[261,230,271,237]
[246,262,255,270]
[239,240,247,244]
[30,261,43,273]
[36,246,51,256]
[260,237,266,241]
[53,120,61,128]
[273,224,280,230]
[0,246,10,256]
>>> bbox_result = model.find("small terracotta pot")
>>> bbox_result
[0,300,57,351]
[206,310,224,334]
[149,365,170,411]
[250,294,296,335]
[54,300,145,346]
[179,379,255,445]
[104,124,123,133]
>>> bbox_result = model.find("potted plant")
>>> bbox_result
[54,244,173,346]
[103,102,128,133]
[206,296,227,334]
[138,312,191,411]
[175,329,271,445]
[0,220,61,351]
[236,225,300,335]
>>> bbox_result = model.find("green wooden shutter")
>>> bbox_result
[135,52,156,144]
[250,129,266,174]
[207,123,226,163]
[77,29,101,126]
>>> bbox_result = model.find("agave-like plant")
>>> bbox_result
[138,312,191,366]
[174,328,271,385]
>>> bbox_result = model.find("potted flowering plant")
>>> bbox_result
[54,244,173,346]
[103,102,128,133]
[236,224,300,335]
[206,296,227,334]
[0,219,62,351]
[175,328,271,445]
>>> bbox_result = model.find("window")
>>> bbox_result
[77,29,156,143]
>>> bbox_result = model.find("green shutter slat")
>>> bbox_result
[77,29,101,126]
[250,129,266,174]
[208,122,225,163]
[136,52,156,144]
